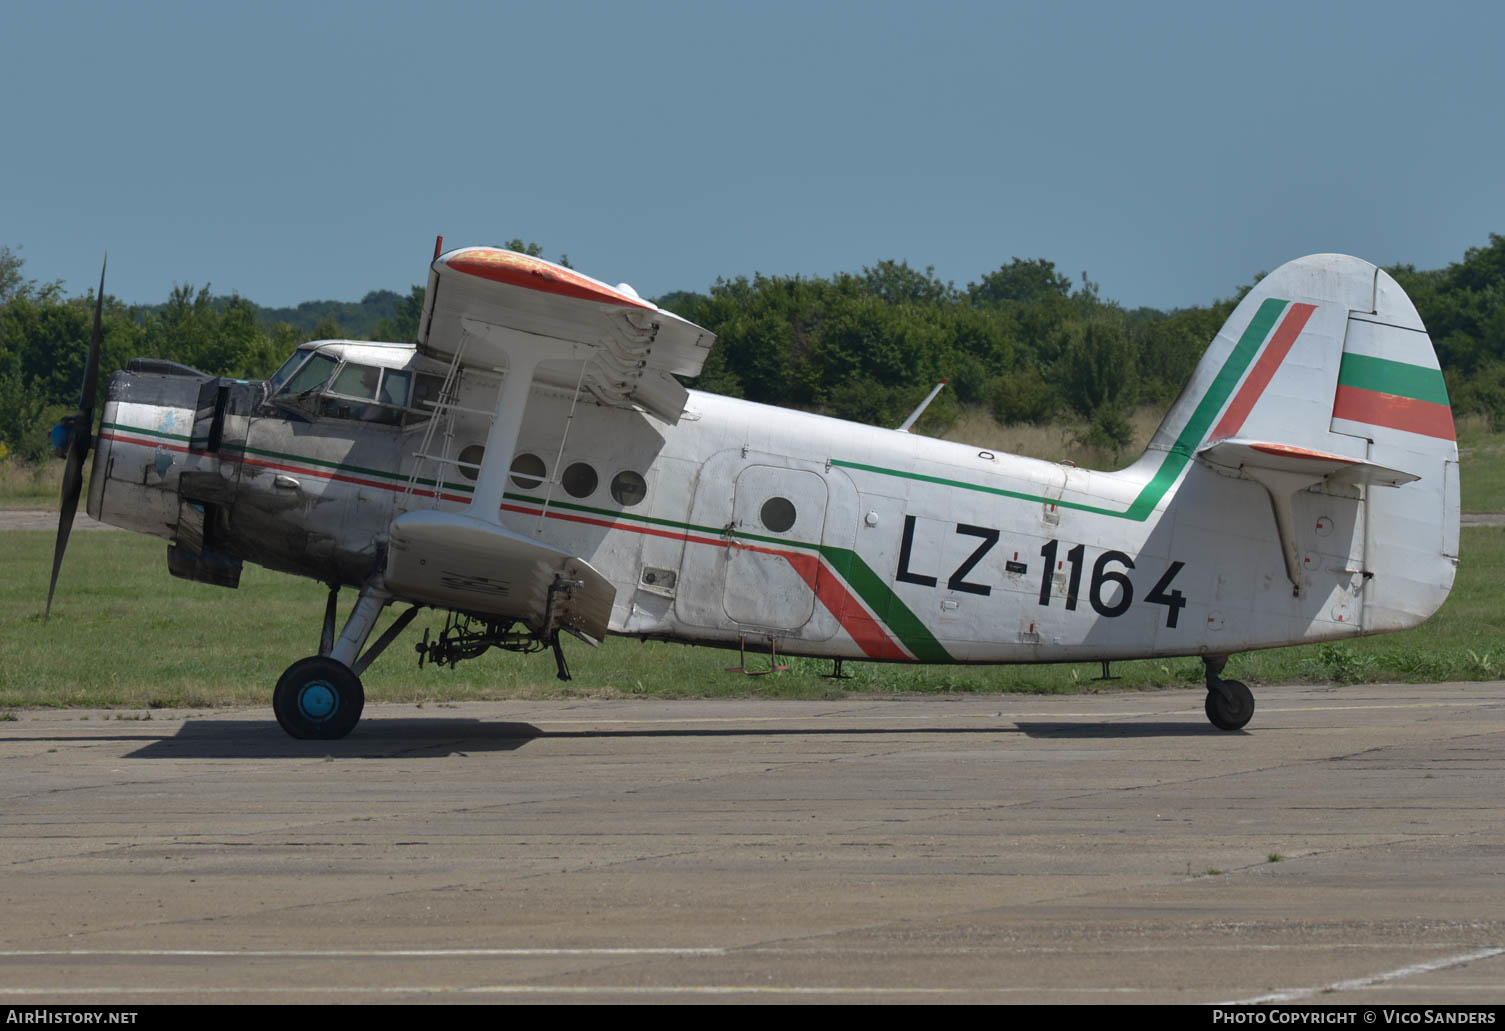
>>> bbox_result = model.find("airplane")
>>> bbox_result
[45,241,1460,739]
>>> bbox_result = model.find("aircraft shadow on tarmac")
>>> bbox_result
[121,719,542,758]
[116,717,1231,759]
[1013,721,1238,739]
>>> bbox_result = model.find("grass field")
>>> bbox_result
[0,458,77,511]
[1456,413,1505,511]
[2,527,1501,711]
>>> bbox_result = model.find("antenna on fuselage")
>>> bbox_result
[896,379,948,434]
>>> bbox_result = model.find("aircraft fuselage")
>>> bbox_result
[88,349,1453,667]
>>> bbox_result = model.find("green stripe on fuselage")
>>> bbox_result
[818,545,951,663]
[834,297,1290,523]
[1120,296,1287,519]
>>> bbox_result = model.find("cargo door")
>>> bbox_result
[722,465,828,631]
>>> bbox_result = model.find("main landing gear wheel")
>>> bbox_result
[1205,679,1255,731]
[274,656,365,740]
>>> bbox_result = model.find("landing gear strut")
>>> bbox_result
[1203,655,1255,731]
[275,580,420,740]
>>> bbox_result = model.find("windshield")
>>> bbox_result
[279,353,338,395]
[267,350,312,394]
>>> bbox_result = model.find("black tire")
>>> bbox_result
[1205,679,1254,731]
[273,656,364,740]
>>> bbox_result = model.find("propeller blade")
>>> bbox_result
[46,256,107,619]
[80,256,105,412]
[46,436,85,619]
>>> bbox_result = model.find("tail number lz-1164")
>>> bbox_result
[894,516,1187,628]
[1038,539,1186,627]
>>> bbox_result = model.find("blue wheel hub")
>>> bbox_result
[297,680,339,723]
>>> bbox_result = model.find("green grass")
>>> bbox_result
[0,458,78,510]
[2,527,1502,709]
[1456,413,1505,512]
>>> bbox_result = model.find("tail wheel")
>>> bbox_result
[274,656,365,740]
[1205,679,1254,731]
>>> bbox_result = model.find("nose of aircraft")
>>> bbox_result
[46,256,106,619]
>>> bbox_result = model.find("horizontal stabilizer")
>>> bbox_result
[1198,437,1420,592]
[385,510,614,641]
[1197,438,1419,488]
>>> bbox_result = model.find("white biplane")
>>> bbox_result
[47,243,1460,737]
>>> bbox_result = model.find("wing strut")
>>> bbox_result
[461,317,584,522]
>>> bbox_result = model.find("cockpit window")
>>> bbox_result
[270,350,445,428]
[379,370,412,408]
[410,373,443,415]
[330,363,381,400]
[268,351,311,394]
[280,353,338,395]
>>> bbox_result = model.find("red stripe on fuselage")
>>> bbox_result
[1209,302,1317,442]
[239,454,472,503]
[500,503,911,661]
[97,432,473,503]
[778,553,912,661]
[99,432,194,454]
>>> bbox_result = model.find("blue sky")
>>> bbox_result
[4,0,1501,311]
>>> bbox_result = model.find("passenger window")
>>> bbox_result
[760,497,796,533]
[510,453,547,490]
[457,444,484,481]
[562,462,598,498]
[611,470,647,507]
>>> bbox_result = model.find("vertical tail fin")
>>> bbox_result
[1146,254,1454,457]
[1146,253,1457,626]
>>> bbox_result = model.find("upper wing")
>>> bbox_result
[416,247,715,424]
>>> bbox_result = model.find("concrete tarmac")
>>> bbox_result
[1,684,1503,1005]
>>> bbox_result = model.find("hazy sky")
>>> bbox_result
[4,0,1501,311]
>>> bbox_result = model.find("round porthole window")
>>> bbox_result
[456,444,484,481]
[510,453,546,489]
[610,470,647,507]
[760,496,796,533]
[562,462,598,499]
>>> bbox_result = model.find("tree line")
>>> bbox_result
[2,234,1503,464]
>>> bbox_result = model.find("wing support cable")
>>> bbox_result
[458,317,587,524]
[535,359,592,536]
[403,328,491,510]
